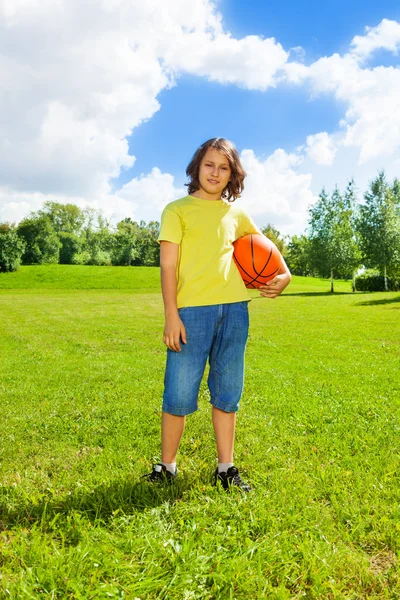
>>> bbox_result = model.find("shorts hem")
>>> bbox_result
[162,402,198,417]
[211,397,240,413]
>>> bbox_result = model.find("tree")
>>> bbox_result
[356,172,400,290]
[110,218,139,266]
[308,183,361,292]
[17,215,61,264]
[18,202,84,264]
[81,209,112,265]
[59,232,82,264]
[286,234,313,276]
[309,188,334,284]
[134,221,160,266]
[261,224,288,255]
[339,179,362,290]
[392,178,400,209]
[391,178,400,280]
[39,201,85,235]
[0,226,26,272]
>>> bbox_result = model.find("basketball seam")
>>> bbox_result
[233,254,258,286]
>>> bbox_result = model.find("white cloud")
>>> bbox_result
[0,0,290,215]
[1,3,400,238]
[113,168,186,223]
[290,46,306,62]
[0,3,171,195]
[0,187,80,225]
[239,149,317,235]
[163,33,288,90]
[0,169,186,228]
[350,19,400,61]
[283,21,400,165]
[0,147,316,237]
[305,132,337,166]
[0,0,233,197]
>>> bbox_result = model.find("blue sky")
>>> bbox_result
[221,0,400,57]
[1,0,400,234]
[121,77,343,188]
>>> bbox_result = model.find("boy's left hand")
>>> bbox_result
[258,274,291,299]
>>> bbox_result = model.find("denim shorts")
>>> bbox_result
[163,301,249,416]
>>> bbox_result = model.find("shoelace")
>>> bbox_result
[230,471,242,485]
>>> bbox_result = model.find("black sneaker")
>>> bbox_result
[214,466,251,492]
[143,463,176,483]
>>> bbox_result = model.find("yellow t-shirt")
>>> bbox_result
[158,195,260,308]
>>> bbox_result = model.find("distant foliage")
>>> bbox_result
[86,250,112,266]
[9,170,400,288]
[0,227,26,272]
[261,224,287,255]
[308,181,361,292]
[39,201,86,235]
[110,218,139,266]
[285,235,313,276]
[133,221,160,266]
[81,210,113,266]
[356,172,400,291]
[17,216,61,264]
[355,272,400,292]
[59,232,82,264]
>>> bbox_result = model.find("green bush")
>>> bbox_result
[71,251,111,266]
[355,272,400,291]
[109,232,137,266]
[17,216,61,264]
[86,251,111,266]
[0,230,26,272]
[59,232,82,264]
[72,251,91,265]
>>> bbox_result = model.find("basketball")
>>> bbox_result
[233,234,282,289]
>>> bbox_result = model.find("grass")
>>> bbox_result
[0,265,399,598]
[0,264,160,290]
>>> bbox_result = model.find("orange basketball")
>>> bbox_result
[233,234,282,289]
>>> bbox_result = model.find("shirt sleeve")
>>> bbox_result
[157,206,183,244]
[236,209,261,239]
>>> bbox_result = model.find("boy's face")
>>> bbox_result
[196,147,231,200]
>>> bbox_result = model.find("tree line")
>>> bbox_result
[285,172,400,291]
[0,203,160,271]
[1,172,400,291]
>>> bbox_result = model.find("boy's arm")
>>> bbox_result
[160,241,187,352]
[258,255,292,299]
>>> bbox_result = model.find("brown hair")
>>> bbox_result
[185,138,246,202]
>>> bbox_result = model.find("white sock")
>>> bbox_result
[161,462,177,475]
[218,462,234,474]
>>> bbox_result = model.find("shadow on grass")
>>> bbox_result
[0,476,195,532]
[279,291,351,297]
[356,295,400,307]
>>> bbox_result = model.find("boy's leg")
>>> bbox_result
[162,411,186,463]
[208,302,251,491]
[212,406,236,463]
[208,301,249,417]
[160,305,217,469]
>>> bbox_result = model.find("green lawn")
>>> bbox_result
[1,266,399,598]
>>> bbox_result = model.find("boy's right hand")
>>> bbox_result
[163,315,187,352]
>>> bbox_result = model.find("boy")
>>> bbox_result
[146,138,291,490]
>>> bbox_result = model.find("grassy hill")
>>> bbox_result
[0,266,399,598]
[0,264,161,290]
[0,263,353,293]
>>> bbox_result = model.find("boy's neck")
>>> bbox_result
[190,189,222,201]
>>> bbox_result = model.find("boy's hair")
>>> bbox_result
[185,138,246,201]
